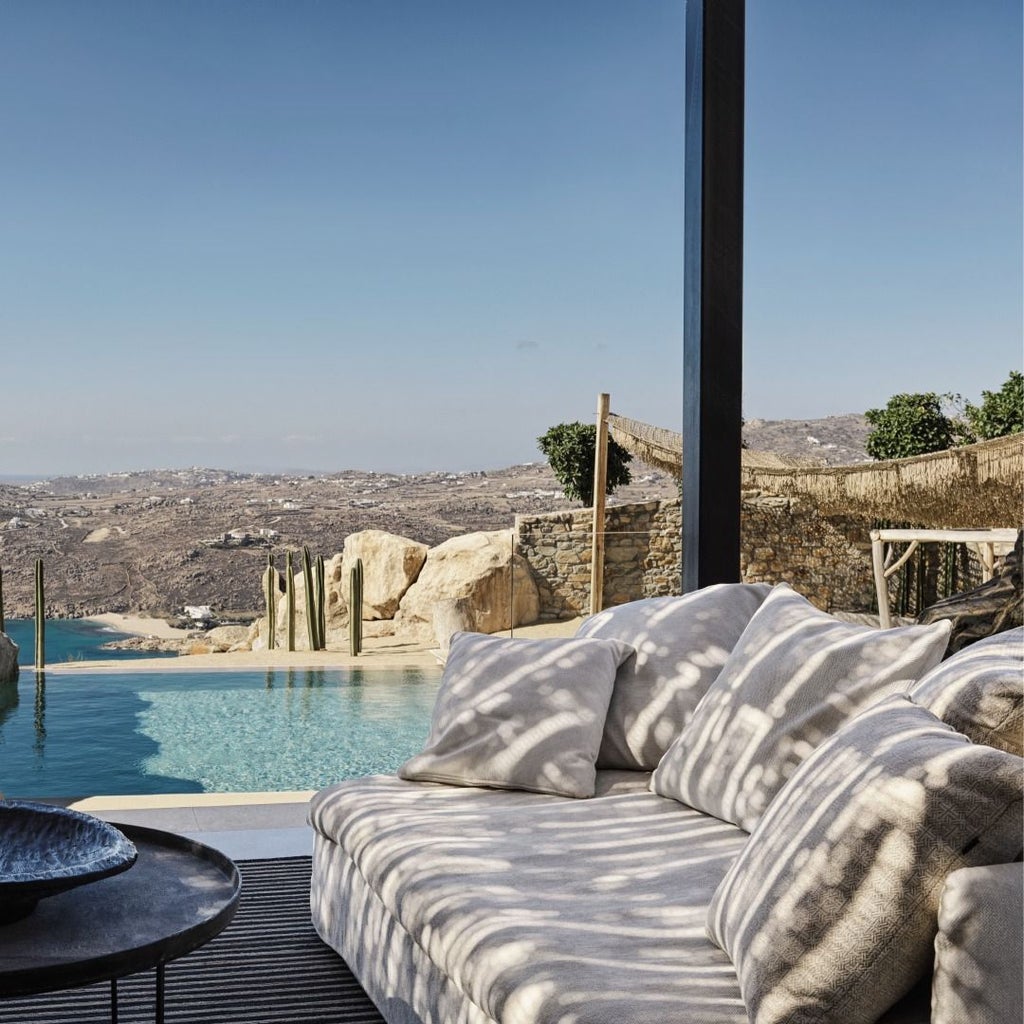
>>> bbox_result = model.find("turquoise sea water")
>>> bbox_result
[3,618,177,665]
[0,667,440,798]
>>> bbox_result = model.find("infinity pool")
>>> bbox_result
[0,668,441,798]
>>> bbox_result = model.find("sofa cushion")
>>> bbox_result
[706,695,1024,1024]
[398,631,633,798]
[651,584,951,831]
[576,583,771,770]
[310,773,752,1024]
[910,625,1023,756]
[932,862,1024,1024]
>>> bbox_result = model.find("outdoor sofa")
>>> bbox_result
[310,582,1024,1024]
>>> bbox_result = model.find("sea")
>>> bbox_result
[2,618,176,667]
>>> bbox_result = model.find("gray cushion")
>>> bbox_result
[932,862,1024,1024]
[706,695,1024,1024]
[651,584,952,831]
[911,625,1023,756]
[310,774,751,1024]
[398,631,633,798]
[576,583,771,770]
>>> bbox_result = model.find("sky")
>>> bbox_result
[1,0,1020,476]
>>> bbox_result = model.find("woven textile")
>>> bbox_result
[1,857,383,1024]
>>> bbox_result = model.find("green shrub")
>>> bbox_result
[864,393,959,460]
[964,370,1024,440]
[537,422,632,505]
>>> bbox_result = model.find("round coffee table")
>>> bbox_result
[0,822,240,1022]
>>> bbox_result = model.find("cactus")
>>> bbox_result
[285,551,296,652]
[301,546,320,651]
[316,554,327,649]
[356,558,364,651]
[263,552,277,651]
[34,558,45,671]
[349,557,364,656]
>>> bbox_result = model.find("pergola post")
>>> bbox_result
[682,0,745,591]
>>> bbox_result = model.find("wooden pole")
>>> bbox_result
[590,393,610,615]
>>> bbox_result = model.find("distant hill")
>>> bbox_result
[0,416,875,618]
[742,414,870,466]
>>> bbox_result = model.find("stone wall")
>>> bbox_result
[515,501,681,621]
[515,495,877,620]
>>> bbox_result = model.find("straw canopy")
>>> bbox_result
[607,413,1024,529]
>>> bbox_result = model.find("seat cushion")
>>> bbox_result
[706,695,1024,1024]
[398,632,633,798]
[310,773,752,1024]
[577,583,772,770]
[652,584,951,831]
[910,625,1023,755]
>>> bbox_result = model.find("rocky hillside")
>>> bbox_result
[0,415,871,620]
[743,414,870,465]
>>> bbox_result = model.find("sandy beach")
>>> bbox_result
[69,613,585,673]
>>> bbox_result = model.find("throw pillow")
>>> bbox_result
[576,583,771,770]
[706,695,1024,1024]
[398,631,634,798]
[910,626,1023,756]
[651,583,951,831]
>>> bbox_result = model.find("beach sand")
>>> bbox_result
[71,614,586,672]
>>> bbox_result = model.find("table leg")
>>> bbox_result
[155,962,165,1024]
[111,977,118,1023]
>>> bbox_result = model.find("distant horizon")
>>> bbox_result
[0,409,878,482]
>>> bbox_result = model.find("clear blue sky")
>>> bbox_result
[1,0,1020,475]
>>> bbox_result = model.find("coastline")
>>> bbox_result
[56,615,585,673]
[87,611,192,640]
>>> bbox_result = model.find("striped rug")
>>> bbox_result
[1,857,385,1023]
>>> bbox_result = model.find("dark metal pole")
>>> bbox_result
[682,0,745,591]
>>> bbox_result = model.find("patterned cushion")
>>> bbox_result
[398,631,633,798]
[576,583,771,770]
[910,626,1023,755]
[651,584,951,831]
[706,695,1024,1024]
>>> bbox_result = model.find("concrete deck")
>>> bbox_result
[65,792,318,860]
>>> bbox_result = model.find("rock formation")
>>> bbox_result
[0,632,19,683]
[395,529,540,644]
[340,530,428,620]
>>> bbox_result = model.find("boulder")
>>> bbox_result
[396,530,540,643]
[340,530,428,620]
[204,625,251,652]
[0,632,19,683]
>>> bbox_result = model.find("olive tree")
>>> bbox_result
[864,392,960,460]
[964,370,1024,440]
[537,422,632,506]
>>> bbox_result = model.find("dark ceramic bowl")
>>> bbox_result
[0,800,138,925]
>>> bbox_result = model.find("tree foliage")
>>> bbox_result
[964,370,1024,440]
[537,422,632,505]
[864,392,959,460]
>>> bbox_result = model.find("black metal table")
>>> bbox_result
[0,823,241,1022]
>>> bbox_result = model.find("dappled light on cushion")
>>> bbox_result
[397,632,633,798]
[652,584,951,831]
[576,582,771,769]
[311,774,752,1023]
[910,625,1024,756]
[706,695,1024,1024]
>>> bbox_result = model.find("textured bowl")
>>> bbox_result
[0,801,138,925]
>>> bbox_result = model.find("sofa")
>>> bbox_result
[310,583,1024,1024]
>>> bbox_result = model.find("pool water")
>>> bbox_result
[0,668,441,798]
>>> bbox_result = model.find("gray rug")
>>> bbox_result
[1,857,384,1023]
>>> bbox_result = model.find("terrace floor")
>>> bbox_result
[68,791,317,859]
